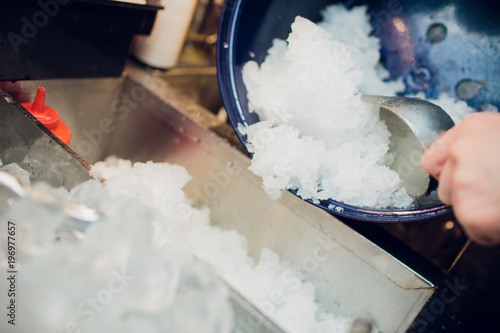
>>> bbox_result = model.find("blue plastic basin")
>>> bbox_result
[217,0,500,222]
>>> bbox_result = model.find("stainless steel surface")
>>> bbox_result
[157,67,223,114]
[229,290,285,333]
[0,62,436,332]
[0,89,92,192]
[362,95,455,197]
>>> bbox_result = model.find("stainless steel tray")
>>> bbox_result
[0,63,436,332]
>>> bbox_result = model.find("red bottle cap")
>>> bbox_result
[22,87,72,145]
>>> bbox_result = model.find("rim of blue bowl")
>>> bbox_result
[216,0,452,222]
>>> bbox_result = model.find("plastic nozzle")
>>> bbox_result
[21,86,71,145]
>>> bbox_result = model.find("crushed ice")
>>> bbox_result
[240,5,474,208]
[0,158,353,333]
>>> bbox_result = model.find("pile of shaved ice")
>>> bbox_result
[0,158,353,333]
[240,5,475,208]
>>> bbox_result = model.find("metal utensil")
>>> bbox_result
[0,170,102,225]
[361,95,455,198]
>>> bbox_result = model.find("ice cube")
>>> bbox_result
[0,162,31,186]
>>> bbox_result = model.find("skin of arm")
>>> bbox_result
[421,112,500,246]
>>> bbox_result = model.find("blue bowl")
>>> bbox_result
[217,0,500,222]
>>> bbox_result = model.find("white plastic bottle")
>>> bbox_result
[133,0,198,69]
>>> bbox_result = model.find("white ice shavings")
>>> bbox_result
[242,9,410,208]
[241,4,476,209]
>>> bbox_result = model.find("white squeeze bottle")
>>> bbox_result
[133,0,198,68]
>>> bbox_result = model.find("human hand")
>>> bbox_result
[421,112,500,246]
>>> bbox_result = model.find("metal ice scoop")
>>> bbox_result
[361,95,455,198]
[0,171,102,225]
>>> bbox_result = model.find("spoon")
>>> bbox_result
[0,171,102,225]
[361,95,455,198]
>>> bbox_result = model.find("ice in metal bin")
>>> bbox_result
[0,63,436,332]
